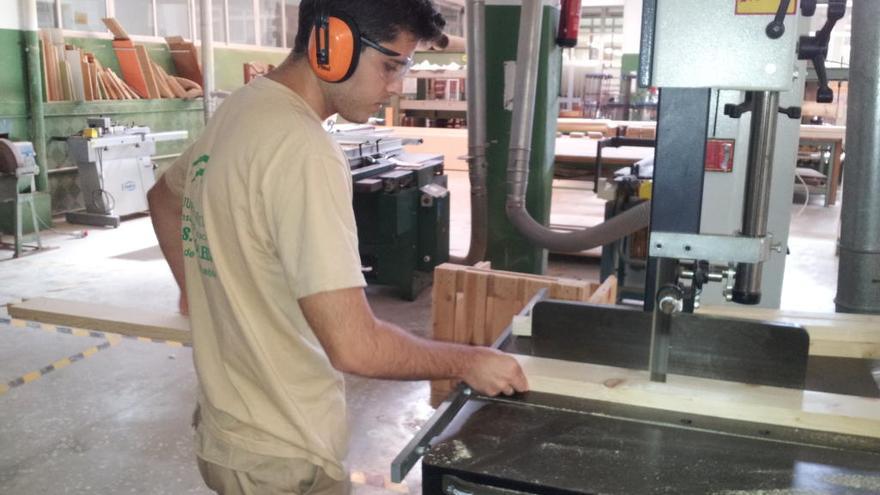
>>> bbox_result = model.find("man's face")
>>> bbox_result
[328,32,418,124]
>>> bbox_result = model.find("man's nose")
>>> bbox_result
[387,77,404,96]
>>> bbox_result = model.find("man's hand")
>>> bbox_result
[462,348,529,396]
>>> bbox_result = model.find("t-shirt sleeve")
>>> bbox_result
[161,144,193,197]
[265,153,366,300]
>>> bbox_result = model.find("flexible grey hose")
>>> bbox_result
[449,0,489,265]
[504,0,651,253]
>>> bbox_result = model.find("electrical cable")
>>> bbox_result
[794,168,811,217]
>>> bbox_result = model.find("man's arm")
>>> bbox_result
[299,287,529,396]
[147,176,188,315]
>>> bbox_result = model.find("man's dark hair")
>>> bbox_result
[293,0,445,56]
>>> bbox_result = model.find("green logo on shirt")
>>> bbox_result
[191,155,209,183]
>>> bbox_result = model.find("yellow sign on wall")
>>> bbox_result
[735,0,798,15]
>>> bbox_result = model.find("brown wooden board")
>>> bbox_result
[112,39,148,98]
[8,297,191,344]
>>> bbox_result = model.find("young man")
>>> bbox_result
[148,0,529,493]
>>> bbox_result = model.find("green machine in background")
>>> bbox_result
[484,1,561,275]
[334,130,450,300]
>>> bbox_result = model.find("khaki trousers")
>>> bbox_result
[197,456,350,495]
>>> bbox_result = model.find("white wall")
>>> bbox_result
[0,0,22,30]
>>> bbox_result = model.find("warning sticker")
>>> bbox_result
[735,0,798,15]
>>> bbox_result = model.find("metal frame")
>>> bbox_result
[649,232,771,264]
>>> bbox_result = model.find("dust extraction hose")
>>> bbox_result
[504,0,651,253]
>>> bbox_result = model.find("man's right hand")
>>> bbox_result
[462,348,529,397]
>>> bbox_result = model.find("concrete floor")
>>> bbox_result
[0,170,842,494]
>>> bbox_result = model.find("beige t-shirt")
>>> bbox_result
[164,76,366,481]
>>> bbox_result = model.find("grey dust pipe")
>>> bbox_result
[836,0,880,314]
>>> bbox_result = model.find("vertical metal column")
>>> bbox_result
[200,0,215,122]
[732,91,780,305]
[836,0,880,314]
[20,0,48,192]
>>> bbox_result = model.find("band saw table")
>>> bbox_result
[394,298,880,494]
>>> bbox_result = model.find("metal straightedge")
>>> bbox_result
[649,232,772,264]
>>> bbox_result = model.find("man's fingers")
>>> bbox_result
[513,369,529,392]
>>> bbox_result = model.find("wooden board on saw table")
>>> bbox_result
[7,297,190,344]
[515,354,880,440]
[701,305,880,359]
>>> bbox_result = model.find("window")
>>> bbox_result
[60,0,106,31]
[194,0,227,43]
[436,3,464,37]
[116,0,154,36]
[157,0,191,38]
[261,0,284,47]
[228,0,256,44]
[37,0,58,28]
[285,0,300,49]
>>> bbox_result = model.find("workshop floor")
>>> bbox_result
[0,171,841,494]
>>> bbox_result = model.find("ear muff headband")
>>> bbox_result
[308,13,362,83]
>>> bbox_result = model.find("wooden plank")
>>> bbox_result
[112,39,148,98]
[431,266,457,342]
[58,60,72,100]
[38,37,52,101]
[102,17,130,40]
[8,297,191,344]
[168,41,202,85]
[515,354,880,440]
[464,270,489,346]
[700,305,880,359]
[64,48,86,101]
[151,61,175,98]
[80,58,93,100]
[135,45,160,98]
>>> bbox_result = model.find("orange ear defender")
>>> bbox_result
[308,12,362,83]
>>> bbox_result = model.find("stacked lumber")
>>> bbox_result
[39,28,139,102]
[103,18,203,100]
[429,262,618,406]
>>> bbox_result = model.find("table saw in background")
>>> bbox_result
[331,127,449,300]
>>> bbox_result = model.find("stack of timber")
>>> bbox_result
[429,262,617,406]
[103,18,202,100]
[39,28,140,102]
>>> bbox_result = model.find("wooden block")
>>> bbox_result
[587,276,617,304]
[8,297,191,344]
[515,354,880,440]
[464,270,489,346]
[430,265,457,342]
[135,45,160,98]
